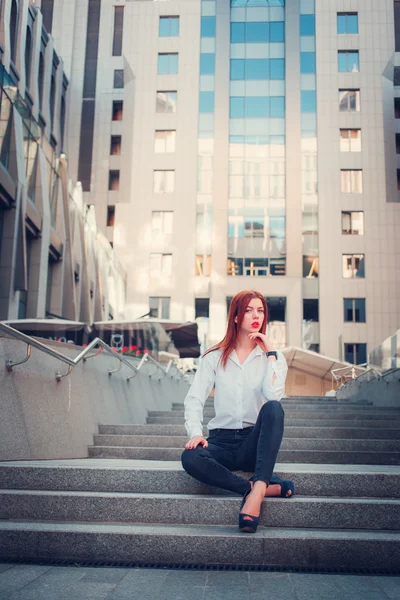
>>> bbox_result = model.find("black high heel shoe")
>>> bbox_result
[238,488,261,534]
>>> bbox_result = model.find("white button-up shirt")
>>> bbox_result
[184,346,288,439]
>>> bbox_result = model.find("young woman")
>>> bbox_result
[181,290,294,534]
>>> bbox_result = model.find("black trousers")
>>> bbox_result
[181,400,285,496]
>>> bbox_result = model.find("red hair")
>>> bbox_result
[202,290,268,370]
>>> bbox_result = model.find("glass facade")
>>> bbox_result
[228,0,286,278]
[300,0,318,280]
[196,0,216,275]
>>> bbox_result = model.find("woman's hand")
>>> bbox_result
[185,436,208,450]
[248,332,274,353]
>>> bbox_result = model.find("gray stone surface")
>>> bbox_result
[0,564,52,599]
[0,337,188,461]
[1,565,400,600]
[146,416,400,428]
[0,522,399,570]
[88,444,400,465]
[98,423,400,439]
[92,434,400,452]
[1,460,400,497]
[155,409,400,419]
[2,491,400,530]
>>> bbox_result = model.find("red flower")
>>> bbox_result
[136,350,141,355]
[130,345,136,351]
[122,346,128,353]
[82,344,87,348]
[144,349,149,354]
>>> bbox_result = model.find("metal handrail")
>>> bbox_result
[330,364,368,390]
[0,322,183,383]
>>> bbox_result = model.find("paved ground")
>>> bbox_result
[0,563,399,600]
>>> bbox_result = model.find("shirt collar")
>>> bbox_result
[229,344,263,368]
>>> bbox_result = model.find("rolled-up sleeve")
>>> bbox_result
[184,352,216,439]
[262,350,288,402]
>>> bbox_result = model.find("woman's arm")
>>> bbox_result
[262,350,288,401]
[184,352,216,439]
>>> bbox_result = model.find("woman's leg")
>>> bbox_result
[181,440,251,496]
[235,401,285,519]
[236,400,285,484]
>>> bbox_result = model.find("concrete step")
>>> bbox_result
[172,404,400,413]
[88,445,400,465]
[179,398,373,406]
[0,521,398,569]
[2,491,399,531]
[99,424,400,440]
[146,416,400,428]
[1,460,399,497]
[92,434,400,453]
[151,410,400,420]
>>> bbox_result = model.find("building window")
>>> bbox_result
[395,99,400,119]
[112,6,124,56]
[154,170,175,193]
[303,256,319,278]
[196,254,212,276]
[38,53,45,111]
[300,52,316,74]
[200,54,215,75]
[337,12,358,34]
[152,211,173,235]
[158,53,179,75]
[339,89,360,112]
[397,169,400,190]
[156,91,177,113]
[344,298,366,323]
[149,296,170,319]
[50,73,56,132]
[303,299,319,322]
[395,67,400,86]
[110,135,121,155]
[10,0,18,63]
[25,26,32,90]
[338,50,359,72]
[113,69,124,89]
[340,170,363,193]
[201,16,216,37]
[344,343,367,365]
[342,254,365,278]
[300,15,315,36]
[244,218,264,238]
[112,101,123,120]
[108,170,120,191]
[150,253,172,277]
[159,16,179,37]
[199,91,215,113]
[195,298,209,319]
[342,211,364,235]
[155,130,176,153]
[107,205,115,227]
[340,129,361,152]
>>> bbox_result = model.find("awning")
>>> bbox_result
[283,346,364,381]
[93,318,200,359]
[3,319,90,345]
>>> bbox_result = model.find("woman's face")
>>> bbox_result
[240,298,265,332]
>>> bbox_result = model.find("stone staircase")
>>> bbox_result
[1,396,400,570]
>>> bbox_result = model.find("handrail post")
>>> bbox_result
[6,344,31,371]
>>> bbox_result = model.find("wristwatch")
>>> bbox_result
[266,351,278,359]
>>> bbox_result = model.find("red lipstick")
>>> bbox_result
[251,322,259,328]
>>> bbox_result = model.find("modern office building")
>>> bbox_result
[48,0,400,363]
[0,0,126,322]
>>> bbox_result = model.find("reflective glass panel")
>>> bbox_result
[230,97,245,117]
[200,54,215,74]
[300,52,316,73]
[245,59,269,80]
[201,16,216,37]
[230,59,245,79]
[301,90,316,112]
[300,14,315,35]
[199,91,215,113]
[270,58,284,79]
[270,22,284,42]
[245,96,269,118]
[246,22,269,43]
